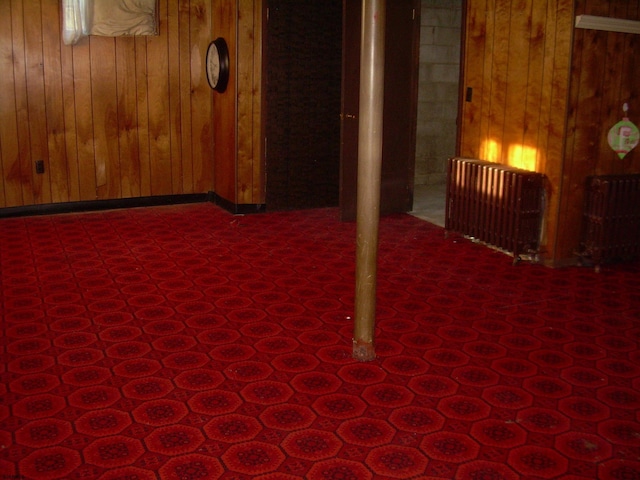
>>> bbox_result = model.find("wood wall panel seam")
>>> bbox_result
[0,1,21,207]
[479,0,496,159]
[1,0,217,208]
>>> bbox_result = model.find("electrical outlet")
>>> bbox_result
[35,160,45,174]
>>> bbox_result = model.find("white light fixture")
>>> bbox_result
[575,15,640,34]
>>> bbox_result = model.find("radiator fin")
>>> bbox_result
[580,174,640,267]
[445,158,545,260]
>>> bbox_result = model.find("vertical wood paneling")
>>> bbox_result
[23,1,51,204]
[237,0,257,204]
[147,0,173,196]
[90,37,119,197]
[502,0,532,166]
[522,0,546,169]
[135,37,152,197]
[251,1,264,203]
[168,0,183,194]
[212,0,263,207]
[41,0,69,203]
[458,0,487,157]
[178,0,194,193]
[460,0,575,263]
[605,0,638,176]
[0,1,21,207]
[540,0,573,257]
[485,0,510,163]
[116,37,141,198]
[596,0,624,176]
[73,40,98,200]
[60,29,81,201]
[12,0,35,206]
[554,0,640,262]
[0,0,215,208]
[557,0,603,256]
[213,0,237,203]
[460,0,640,264]
[478,0,496,158]
[190,0,213,194]
[535,0,559,178]
[619,1,640,176]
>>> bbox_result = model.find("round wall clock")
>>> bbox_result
[206,37,230,93]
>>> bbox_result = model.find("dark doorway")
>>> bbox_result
[265,0,343,210]
[340,0,421,221]
[264,1,420,215]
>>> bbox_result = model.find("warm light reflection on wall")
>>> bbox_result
[480,139,499,163]
[479,139,539,172]
[508,144,538,171]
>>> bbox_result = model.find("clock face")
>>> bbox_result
[207,44,220,86]
[206,38,229,93]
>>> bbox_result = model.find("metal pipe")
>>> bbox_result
[353,0,385,362]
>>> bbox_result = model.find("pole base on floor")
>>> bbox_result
[352,339,376,362]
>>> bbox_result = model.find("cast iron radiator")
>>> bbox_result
[579,174,640,268]
[445,157,546,261]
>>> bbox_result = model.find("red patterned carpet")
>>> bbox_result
[1,203,639,479]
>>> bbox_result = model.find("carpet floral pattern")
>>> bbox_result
[1,204,639,479]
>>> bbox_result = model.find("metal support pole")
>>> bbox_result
[353,0,385,362]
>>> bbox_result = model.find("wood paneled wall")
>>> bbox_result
[0,0,214,209]
[459,0,640,265]
[557,0,640,263]
[212,0,264,207]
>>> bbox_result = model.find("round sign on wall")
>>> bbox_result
[608,103,639,159]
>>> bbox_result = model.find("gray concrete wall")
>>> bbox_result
[415,0,462,186]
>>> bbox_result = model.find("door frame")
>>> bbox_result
[339,0,421,221]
